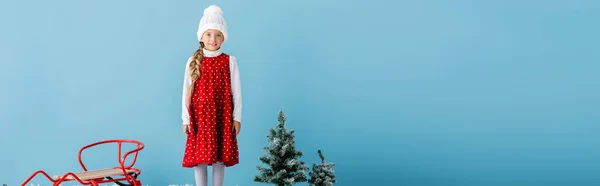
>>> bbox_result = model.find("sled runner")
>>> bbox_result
[21,139,144,186]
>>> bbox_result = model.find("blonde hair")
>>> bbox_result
[188,41,205,93]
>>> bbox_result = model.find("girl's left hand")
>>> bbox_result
[233,121,241,136]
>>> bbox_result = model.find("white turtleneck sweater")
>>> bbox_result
[181,48,242,124]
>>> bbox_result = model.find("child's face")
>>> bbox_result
[201,29,224,51]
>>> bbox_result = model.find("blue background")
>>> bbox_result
[1,0,599,185]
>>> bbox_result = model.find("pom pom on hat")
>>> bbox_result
[204,5,223,15]
[197,5,228,43]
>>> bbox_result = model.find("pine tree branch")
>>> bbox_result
[308,150,336,186]
[318,149,325,163]
[255,111,309,185]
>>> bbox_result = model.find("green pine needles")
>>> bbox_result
[254,111,310,186]
[308,150,336,186]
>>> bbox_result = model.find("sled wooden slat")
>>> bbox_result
[53,168,136,180]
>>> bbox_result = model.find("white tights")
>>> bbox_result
[194,162,225,186]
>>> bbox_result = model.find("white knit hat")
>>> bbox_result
[197,5,228,43]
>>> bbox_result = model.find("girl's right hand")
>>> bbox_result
[183,124,190,136]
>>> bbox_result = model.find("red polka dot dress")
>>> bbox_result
[182,51,240,168]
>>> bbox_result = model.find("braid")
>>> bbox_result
[188,42,205,92]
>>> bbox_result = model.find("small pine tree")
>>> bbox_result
[254,111,309,186]
[308,150,336,186]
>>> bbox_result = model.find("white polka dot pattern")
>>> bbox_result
[182,53,239,168]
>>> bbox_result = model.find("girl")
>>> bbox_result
[180,5,242,186]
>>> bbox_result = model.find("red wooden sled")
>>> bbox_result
[21,139,144,186]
